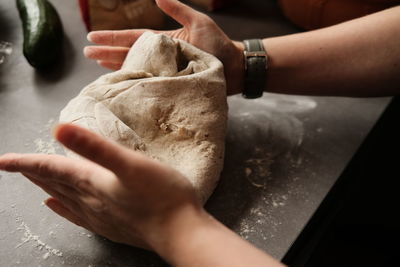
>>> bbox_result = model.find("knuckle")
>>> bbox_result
[6,158,20,171]
[195,13,212,25]
[74,179,91,194]
[84,196,107,213]
[36,160,50,176]
[4,154,28,172]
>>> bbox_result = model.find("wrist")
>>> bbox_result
[152,209,223,267]
[145,204,211,258]
[150,205,285,267]
[223,41,245,95]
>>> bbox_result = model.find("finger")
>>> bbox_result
[83,46,129,63]
[22,172,84,215]
[0,153,19,171]
[87,29,149,47]
[23,171,92,200]
[24,171,111,219]
[53,124,146,177]
[0,153,105,195]
[0,153,86,185]
[156,0,201,27]
[45,197,93,230]
[97,60,122,71]
[1,153,103,211]
[23,172,75,195]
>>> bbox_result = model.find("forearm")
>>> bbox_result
[150,207,285,267]
[248,6,400,97]
[266,6,400,96]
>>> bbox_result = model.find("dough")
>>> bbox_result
[60,32,228,203]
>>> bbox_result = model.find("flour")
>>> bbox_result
[244,167,252,177]
[239,220,256,240]
[227,94,309,156]
[244,156,274,188]
[39,118,56,134]
[239,217,271,241]
[32,118,62,155]
[223,94,310,245]
[0,41,13,65]
[226,95,306,198]
[242,94,317,114]
[48,231,56,238]
[34,138,57,154]
[79,231,93,238]
[15,222,63,258]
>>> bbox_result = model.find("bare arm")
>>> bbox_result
[85,1,400,97]
[261,6,400,96]
[156,208,284,267]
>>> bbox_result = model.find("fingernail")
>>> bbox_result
[87,32,94,42]
[83,46,91,57]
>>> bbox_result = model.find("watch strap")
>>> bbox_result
[242,39,267,99]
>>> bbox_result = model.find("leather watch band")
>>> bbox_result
[242,39,267,99]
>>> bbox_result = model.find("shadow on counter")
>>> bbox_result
[34,35,76,86]
[283,97,400,267]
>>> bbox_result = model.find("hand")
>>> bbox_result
[83,0,244,95]
[0,125,286,266]
[0,124,204,250]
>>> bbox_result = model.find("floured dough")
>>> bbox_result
[60,32,228,203]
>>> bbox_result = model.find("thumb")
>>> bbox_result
[54,124,145,177]
[155,0,200,27]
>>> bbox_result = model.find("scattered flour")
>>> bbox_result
[239,220,256,240]
[79,232,93,238]
[34,138,58,155]
[33,118,62,155]
[15,222,63,258]
[48,231,55,238]
[244,156,274,188]
[244,167,252,177]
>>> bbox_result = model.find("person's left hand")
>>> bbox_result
[0,124,203,250]
[83,0,244,95]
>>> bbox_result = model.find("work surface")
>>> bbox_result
[0,0,390,266]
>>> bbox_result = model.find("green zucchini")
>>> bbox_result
[16,0,64,69]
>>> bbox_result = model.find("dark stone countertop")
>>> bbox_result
[0,0,390,266]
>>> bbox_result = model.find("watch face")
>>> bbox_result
[97,0,119,10]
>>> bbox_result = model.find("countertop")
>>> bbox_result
[0,0,390,266]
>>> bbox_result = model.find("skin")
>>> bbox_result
[85,0,400,96]
[0,124,284,267]
[1,0,400,266]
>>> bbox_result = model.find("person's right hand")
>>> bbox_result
[0,124,205,251]
[0,124,286,267]
[84,0,244,95]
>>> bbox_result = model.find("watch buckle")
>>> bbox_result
[244,50,267,58]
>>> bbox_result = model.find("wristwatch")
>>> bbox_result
[242,39,268,99]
